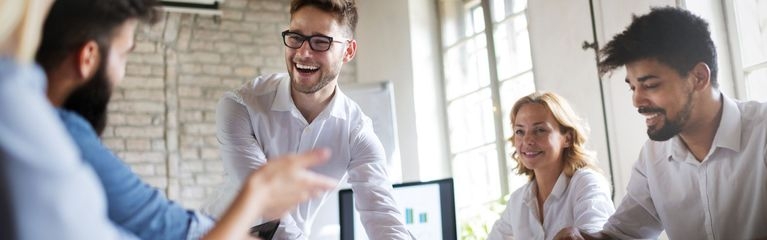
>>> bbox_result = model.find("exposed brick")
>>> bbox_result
[114,126,164,138]
[121,151,165,163]
[102,138,125,151]
[109,0,358,208]
[126,139,152,151]
[131,163,156,175]
[134,42,157,53]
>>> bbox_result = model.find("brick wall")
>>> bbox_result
[103,0,358,209]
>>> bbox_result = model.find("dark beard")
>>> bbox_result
[643,92,694,141]
[63,63,112,137]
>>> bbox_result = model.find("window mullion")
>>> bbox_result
[480,0,509,197]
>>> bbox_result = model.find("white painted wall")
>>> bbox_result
[355,0,450,182]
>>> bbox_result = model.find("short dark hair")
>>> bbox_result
[290,0,358,37]
[598,7,718,88]
[36,0,160,135]
[36,0,160,71]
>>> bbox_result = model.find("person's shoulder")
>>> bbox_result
[230,73,287,97]
[736,99,767,128]
[56,109,98,139]
[508,180,533,202]
[570,168,607,185]
[222,73,287,105]
[334,89,368,121]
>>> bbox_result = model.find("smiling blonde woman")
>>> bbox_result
[487,91,614,240]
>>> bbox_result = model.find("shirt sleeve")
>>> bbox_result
[570,170,616,234]
[275,214,307,240]
[487,198,515,240]
[185,211,216,240]
[347,118,412,240]
[216,93,267,183]
[602,157,663,239]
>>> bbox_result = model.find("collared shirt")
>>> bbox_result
[56,108,215,240]
[488,169,615,240]
[603,95,767,239]
[215,73,410,240]
[0,57,128,239]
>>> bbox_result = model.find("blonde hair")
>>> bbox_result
[0,0,49,63]
[509,91,601,180]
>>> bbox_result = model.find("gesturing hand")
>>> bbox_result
[245,148,338,219]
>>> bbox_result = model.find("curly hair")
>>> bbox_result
[598,7,718,88]
[290,0,358,37]
[508,91,601,180]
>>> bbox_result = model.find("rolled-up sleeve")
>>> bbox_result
[347,119,411,240]
[216,93,267,183]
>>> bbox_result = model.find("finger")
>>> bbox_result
[303,171,337,189]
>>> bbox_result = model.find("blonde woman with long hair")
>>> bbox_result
[488,91,614,240]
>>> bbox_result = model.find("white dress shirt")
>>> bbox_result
[603,95,767,239]
[215,73,410,240]
[488,168,615,240]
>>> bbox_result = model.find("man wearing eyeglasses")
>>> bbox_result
[214,0,411,239]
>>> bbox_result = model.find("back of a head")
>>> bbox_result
[290,0,358,37]
[598,7,719,88]
[35,0,160,70]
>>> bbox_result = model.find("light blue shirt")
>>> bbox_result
[0,57,131,239]
[57,108,215,240]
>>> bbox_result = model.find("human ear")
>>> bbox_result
[76,40,100,82]
[342,39,356,63]
[690,62,711,90]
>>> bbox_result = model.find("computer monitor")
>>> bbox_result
[339,178,456,240]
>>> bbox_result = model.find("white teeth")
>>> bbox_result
[296,63,319,70]
[523,151,542,156]
[644,113,659,119]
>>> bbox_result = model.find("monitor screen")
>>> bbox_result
[338,178,456,240]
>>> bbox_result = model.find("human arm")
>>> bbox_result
[217,93,268,182]
[555,160,663,240]
[348,120,411,240]
[202,149,336,240]
[570,170,616,234]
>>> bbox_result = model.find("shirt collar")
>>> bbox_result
[524,171,569,205]
[666,94,741,161]
[270,75,347,120]
[271,75,296,112]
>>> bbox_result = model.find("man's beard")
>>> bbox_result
[291,72,334,94]
[63,62,113,137]
[288,58,340,94]
[640,92,694,141]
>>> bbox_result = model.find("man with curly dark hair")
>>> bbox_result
[554,7,767,240]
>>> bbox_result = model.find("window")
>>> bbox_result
[438,0,535,236]
[727,0,767,101]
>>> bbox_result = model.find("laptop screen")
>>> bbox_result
[338,178,457,240]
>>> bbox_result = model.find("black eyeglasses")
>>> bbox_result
[281,30,349,52]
